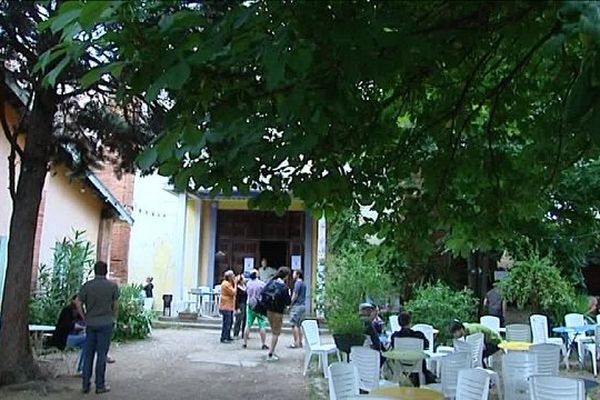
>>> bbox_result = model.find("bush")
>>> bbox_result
[29,231,94,324]
[113,284,154,341]
[324,247,392,335]
[405,281,478,344]
[499,250,577,323]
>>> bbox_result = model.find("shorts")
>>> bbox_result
[289,305,306,327]
[267,311,284,336]
[246,306,267,330]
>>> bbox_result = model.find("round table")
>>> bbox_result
[370,387,444,399]
[552,325,597,335]
[382,350,427,386]
[498,341,532,352]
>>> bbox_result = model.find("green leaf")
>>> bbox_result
[80,62,126,89]
[165,61,191,90]
[158,14,175,32]
[136,147,158,171]
[44,57,71,87]
[34,46,67,74]
[50,8,82,34]
[79,1,121,30]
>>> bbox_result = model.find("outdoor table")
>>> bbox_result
[498,341,532,352]
[553,324,597,365]
[382,350,427,386]
[369,386,444,399]
[28,324,56,356]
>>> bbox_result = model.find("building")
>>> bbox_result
[127,173,324,313]
[0,80,133,307]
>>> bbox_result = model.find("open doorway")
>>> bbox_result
[260,241,288,270]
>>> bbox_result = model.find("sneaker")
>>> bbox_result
[242,344,247,349]
[220,339,232,344]
[267,353,279,362]
[261,344,269,350]
[82,386,90,394]
[96,386,111,394]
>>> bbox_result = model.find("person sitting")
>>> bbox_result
[390,312,436,385]
[51,295,87,374]
[359,303,386,352]
[450,320,502,366]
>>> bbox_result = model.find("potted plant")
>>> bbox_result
[324,247,392,357]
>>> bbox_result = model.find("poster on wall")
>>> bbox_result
[291,255,302,271]
[244,257,255,273]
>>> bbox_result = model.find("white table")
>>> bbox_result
[29,325,56,355]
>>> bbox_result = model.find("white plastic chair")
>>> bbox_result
[565,312,587,363]
[505,324,531,342]
[455,368,490,400]
[425,351,471,398]
[328,362,360,400]
[465,333,484,368]
[413,324,435,352]
[349,346,395,392]
[389,315,400,333]
[583,324,600,376]
[502,351,538,400]
[529,343,560,376]
[393,337,425,386]
[480,315,500,334]
[529,375,585,400]
[302,320,341,377]
[530,314,566,368]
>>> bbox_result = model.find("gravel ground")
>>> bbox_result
[0,327,315,400]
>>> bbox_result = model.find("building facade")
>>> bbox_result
[128,174,323,313]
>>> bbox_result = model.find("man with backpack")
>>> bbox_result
[243,270,269,350]
[259,266,291,361]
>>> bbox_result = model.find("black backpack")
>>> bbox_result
[255,280,282,315]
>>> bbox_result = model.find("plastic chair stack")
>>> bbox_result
[505,324,531,342]
[530,314,566,369]
[529,375,585,400]
[529,343,561,376]
[455,368,490,400]
[502,351,538,400]
[425,351,471,398]
[327,362,360,400]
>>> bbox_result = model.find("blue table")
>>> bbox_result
[552,325,597,335]
[553,325,597,367]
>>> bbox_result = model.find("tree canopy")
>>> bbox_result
[46,1,600,257]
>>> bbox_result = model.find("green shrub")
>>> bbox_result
[499,250,577,323]
[405,281,478,344]
[324,248,392,335]
[29,231,94,324]
[113,284,154,341]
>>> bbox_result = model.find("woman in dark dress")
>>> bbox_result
[233,275,248,339]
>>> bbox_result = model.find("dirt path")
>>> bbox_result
[0,328,315,400]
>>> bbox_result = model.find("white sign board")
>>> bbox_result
[291,255,302,271]
[244,257,255,272]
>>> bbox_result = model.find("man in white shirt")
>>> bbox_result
[258,258,276,282]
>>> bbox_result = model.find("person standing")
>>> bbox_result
[233,274,248,339]
[142,277,154,298]
[219,270,236,343]
[264,267,291,361]
[76,261,119,394]
[258,258,276,282]
[289,270,306,348]
[483,282,506,326]
[243,270,269,350]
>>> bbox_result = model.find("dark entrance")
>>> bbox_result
[214,210,305,285]
[260,241,288,270]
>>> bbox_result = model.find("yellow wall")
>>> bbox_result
[217,198,305,211]
[39,165,104,268]
[199,201,212,286]
[183,199,199,290]
[0,102,21,237]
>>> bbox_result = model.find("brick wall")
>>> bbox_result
[95,168,135,284]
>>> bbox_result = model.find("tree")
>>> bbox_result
[49,0,600,307]
[0,1,156,384]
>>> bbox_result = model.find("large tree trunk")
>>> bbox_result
[0,90,56,385]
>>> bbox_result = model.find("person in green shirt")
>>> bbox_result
[450,321,501,366]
